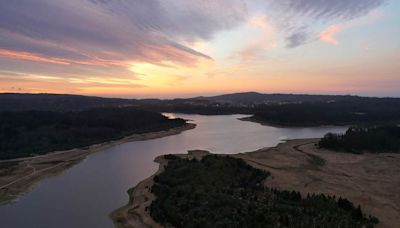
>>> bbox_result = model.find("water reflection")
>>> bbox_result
[0,114,347,228]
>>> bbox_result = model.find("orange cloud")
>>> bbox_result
[0,48,71,65]
[0,48,129,67]
[139,43,211,68]
[320,25,341,45]
[0,45,209,68]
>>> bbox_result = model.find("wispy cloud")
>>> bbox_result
[0,0,385,63]
[0,49,131,66]
[285,30,310,48]
[261,0,385,47]
[234,15,277,62]
[0,0,247,65]
[319,25,341,45]
[0,0,250,92]
[0,0,389,95]
[318,8,384,46]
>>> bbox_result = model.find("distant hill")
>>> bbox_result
[1,92,399,114]
[0,93,138,112]
[188,92,385,105]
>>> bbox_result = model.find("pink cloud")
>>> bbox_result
[320,25,342,45]
[0,48,132,67]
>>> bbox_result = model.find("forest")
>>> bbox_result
[150,155,378,228]
[0,107,186,159]
[3,93,400,126]
[319,125,400,153]
[251,100,400,126]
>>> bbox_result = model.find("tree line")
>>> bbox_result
[319,125,400,153]
[0,107,186,159]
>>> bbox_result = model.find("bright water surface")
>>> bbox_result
[0,114,347,228]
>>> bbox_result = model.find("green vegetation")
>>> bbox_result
[319,125,400,153]
[0,107,187,159]
[150,155,378,228]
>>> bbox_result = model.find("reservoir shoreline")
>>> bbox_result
[112,139,400,228]
[0,114,349,228]
[239,116,378,128]
[0,123,196,204]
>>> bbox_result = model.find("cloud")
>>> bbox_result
[265,0,384,21]
[234,15,277,62]
[318,8,384,46]
[0,0,387,91]
[0,49,71,65]
[320,25,341,45]
[285,30,310,48]
[261,0,385,47]
[0,70,145,95]
[0,0,247,65]
[0,48,131,66]
[0,0,385,61]
[0,0,249,90]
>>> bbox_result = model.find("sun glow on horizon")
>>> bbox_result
[0,0,399,97]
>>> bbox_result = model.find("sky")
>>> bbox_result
[0,0,399,98]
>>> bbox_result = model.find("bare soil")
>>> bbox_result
[112,139,400,228]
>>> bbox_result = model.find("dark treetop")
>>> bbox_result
[0,107,186,160]
[150,155,378,228]
[319,125,400,153]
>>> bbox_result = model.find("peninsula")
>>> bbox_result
[111,139,400,228]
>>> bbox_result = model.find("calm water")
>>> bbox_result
[0,114,347,228]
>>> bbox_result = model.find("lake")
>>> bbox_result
[0,114,347,228]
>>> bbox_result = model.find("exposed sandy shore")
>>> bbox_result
[235,139,400,228]
[112,139,400,228]
[0,123,196,205]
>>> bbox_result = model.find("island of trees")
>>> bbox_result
[150,155,378,228]
[0,107,187,159]
[319,125,400,153]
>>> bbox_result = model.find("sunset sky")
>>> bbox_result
[0,0,399,98]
